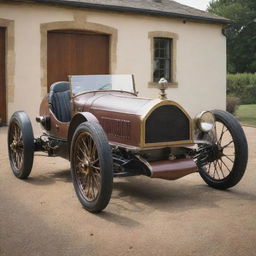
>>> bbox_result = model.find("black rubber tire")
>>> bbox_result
[199,110,248,190]
[8,111,34,179]
[70,122,113,213]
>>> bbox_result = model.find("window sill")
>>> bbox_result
[148,81,178,88]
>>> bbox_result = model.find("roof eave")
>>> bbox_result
[28,0,231,25]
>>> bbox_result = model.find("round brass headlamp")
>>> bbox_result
[195,111,215,132]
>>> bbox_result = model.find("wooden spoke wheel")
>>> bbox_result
[70,122,113,213]
[199,110,248,190]
[8,111,34,179]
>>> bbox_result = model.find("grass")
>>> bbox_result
[236,104,256,127]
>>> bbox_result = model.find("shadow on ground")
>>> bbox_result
[97,211,141,227]
[25,169,71,186]
[24,167,256,217]
[110,176,256,214]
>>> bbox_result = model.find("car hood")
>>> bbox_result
[83,92,163,116]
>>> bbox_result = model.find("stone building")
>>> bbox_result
[0,0,229,127]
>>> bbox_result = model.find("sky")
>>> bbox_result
[174,0,212,11]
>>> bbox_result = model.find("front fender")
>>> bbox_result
[67,112,99,153]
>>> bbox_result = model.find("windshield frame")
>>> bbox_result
[68,74,136,96]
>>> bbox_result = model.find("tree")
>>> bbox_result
[208,0,256,73]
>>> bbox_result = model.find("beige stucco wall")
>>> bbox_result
[0,2,226,133]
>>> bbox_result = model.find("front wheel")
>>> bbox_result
[198,110,248,190]
[70,122,113,213]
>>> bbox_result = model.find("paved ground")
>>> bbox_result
[0,126,256,256]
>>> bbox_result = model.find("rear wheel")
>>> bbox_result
[8,111,34,179]
[70,122,113,213]
[198,110,248,190]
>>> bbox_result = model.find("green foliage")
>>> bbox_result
[226,96,240,114]
[208,0,256,73]
[227,73,256,104]
[236,104,256,127]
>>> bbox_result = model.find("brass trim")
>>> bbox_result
[137,98,162,117]
[148,81,178,88]
[109,141,196,152]
[139,100,194,148]
[142,140,194,148]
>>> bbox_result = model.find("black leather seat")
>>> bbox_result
[48,81,71,122]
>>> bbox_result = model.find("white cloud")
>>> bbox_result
[174,0,211,11]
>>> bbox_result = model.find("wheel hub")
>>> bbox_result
[208,144,222,162]
[195,143,224,167]
[81,159,92,175]
[10,140,18,152]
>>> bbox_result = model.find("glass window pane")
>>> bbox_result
[160,49,165,58]
[159,69,165,78]
[153,37,172,82]
[164,60,170,80]
[154,49,158,58]
[159,60,165,69]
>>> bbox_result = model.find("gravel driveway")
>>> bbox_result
[0,126,255,256]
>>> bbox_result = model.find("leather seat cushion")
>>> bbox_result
[48,81,71,122]
[51,90,71,122]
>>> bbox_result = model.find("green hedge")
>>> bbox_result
[227,73,256,104]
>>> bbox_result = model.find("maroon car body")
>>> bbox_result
[7,75,248,212]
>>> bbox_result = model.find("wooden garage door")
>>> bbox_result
[0,27,6,124]
[47,30,109,91]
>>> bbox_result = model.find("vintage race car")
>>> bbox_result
[8,75,248,213]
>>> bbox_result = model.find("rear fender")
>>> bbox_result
[67,112,99,154]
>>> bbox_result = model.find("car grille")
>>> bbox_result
[101,117,131,140]
[145,105,190,144]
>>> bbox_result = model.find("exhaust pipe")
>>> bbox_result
[138,157,198,180]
